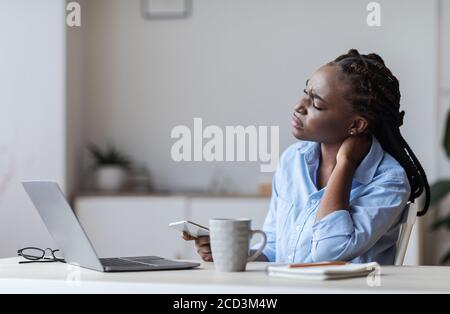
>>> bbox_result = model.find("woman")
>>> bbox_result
[183,49,430,265]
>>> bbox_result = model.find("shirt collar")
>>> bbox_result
[297,134,384,185]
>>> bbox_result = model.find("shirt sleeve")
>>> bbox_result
[310,173,411,263]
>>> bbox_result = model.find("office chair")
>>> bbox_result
[394,201,418,266]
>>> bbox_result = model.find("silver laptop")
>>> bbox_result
[22,181,200,272]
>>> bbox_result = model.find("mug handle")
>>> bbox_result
[247,230,267,262]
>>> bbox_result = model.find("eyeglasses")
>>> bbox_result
[17,247,66,264]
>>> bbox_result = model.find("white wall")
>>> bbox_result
[83,0,438,196]
[0,0,66,257]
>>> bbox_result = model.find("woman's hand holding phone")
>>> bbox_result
[182,232,213,262]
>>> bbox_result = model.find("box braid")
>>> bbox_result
[330,49,430,216]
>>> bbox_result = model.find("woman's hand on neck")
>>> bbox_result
[315,133,372,222]
[321,133,372,169]
[336,133,372,169]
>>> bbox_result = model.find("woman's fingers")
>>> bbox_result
[198,249,213,262]
[182,233,213,261]
[197,245,211,255]
[182,232,197,241]
[195,236,210,246]
[196,242,213,262]
[202,254,213,262]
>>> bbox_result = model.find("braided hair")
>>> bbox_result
[330,49,430,216]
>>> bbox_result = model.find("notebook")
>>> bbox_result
[266,261,380,280]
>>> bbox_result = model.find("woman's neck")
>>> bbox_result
[320,142,341,170]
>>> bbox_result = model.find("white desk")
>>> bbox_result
[0,258,449,294]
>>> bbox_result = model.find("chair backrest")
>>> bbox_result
[394,201,418,266]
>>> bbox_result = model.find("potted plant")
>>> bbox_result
[88,143,131,192]
[429,110,450,264]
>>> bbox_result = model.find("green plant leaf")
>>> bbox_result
[430,180,450,206]
[444,110,450,158]
[431,213,450,230]
[87,143,131,167]
[441,250,450,264]
[88,143,106,163]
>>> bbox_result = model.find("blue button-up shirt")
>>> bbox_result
[256,135,411,265]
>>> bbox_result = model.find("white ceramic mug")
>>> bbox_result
[209,218,267,272]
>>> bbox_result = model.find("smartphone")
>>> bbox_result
[169,220,210,238]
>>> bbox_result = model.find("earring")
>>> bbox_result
[349,130,355,135]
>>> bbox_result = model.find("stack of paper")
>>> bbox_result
[266,261,380,280]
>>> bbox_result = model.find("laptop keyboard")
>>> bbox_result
[100,256,164,267]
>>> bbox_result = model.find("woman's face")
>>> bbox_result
[292,64,359,144]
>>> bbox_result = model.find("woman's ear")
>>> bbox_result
[348,116,369,135]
